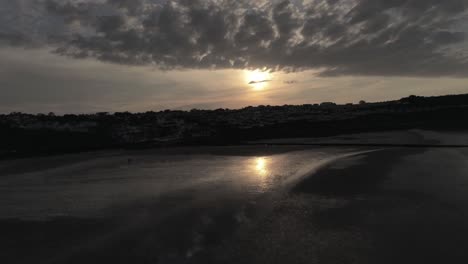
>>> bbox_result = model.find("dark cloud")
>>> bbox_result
[248,80,271,84]
[1,0,467,76]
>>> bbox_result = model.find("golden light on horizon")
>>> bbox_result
[245,70,272,91]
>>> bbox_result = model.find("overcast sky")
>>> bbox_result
[1,0,467,113]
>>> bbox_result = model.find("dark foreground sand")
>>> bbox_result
[219,147,468,264]
[1,146,468,264]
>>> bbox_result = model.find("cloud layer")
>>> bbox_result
[1,0,468,76]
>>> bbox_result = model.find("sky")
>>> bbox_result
[1,0,468,114]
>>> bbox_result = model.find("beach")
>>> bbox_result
[1,132,468,263]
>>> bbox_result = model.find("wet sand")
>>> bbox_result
[1,146,468,263]
[218,147,468,264]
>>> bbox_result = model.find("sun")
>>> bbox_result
[245,70,272,90]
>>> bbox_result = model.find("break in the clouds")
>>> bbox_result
[1,0,468,76]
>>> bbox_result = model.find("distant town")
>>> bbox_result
[1,94,467,158]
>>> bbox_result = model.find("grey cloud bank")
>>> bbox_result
[1,0,468,77]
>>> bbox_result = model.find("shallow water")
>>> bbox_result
[3,146,468,264]
[0,147,360,220]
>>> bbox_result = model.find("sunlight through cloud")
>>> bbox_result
[245,70,272,91]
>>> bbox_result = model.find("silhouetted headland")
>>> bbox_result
[1,93,467,159]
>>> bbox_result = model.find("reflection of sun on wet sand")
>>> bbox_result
[254,157,268,176]
[238,146,468,264]
[2,133,468,264]
[248,156,271,192]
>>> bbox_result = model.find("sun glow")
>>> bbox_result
[245,70,272,90]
